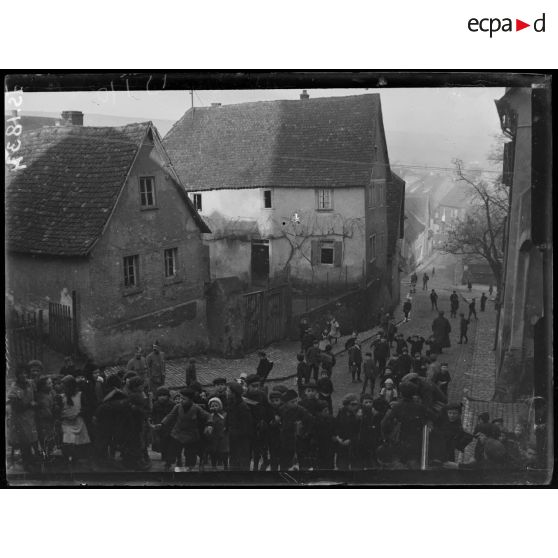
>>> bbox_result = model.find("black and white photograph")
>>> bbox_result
[4,72,553,486]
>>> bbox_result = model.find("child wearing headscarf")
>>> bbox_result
[206,397,229,469]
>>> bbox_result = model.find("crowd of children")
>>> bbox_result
[7,299,534,473]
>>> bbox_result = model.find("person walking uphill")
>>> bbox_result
[422,273,429,291]
[480,292,488,312]
[403,298,412,322]
[458,313,469,344]
[431,311,451,353]
[449,291,459,318]
[430,289,438,311]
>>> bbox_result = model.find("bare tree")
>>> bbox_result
[442,158,510,292]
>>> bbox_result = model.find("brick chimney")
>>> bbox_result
[300,90,309,100]
[60,110,84,126]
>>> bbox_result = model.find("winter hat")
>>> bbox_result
[273,384,289,395]
[246,374,262,385]
[212,377,227,386]
[342,393,359,406]
[227,381,243,397]
[281,389,299,403]
[155,387,170,397]
[445,403,461,413]
[384,378,394,386]
[208,397,223,411]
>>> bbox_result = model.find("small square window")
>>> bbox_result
[192,193,202,211]
[320,241,335,264]
[263,189,273,209]
[317,189,333,211]
[123,255,139,287]
[139,177,156,208]
[164,248,178,278]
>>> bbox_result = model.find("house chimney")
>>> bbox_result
[300,90,309,100]
[211,103,222,107]
[60,110,84,126]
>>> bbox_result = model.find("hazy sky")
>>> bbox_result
[9,87,505,170]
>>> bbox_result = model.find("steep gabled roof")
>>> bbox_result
[404,211,425,245]
[163,94,387,191]
[6,122,209,257]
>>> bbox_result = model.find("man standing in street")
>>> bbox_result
[146,342,166,398]
[127,346,148,383]
[430,289,439,311]
[468,298,478,321]
[423,273,429,290]
[480,292,488,312]
[458,313,470,344]
[403,297,412,322]
[431,311,452,353]
[449,291,459,318]
[305,339,321,382]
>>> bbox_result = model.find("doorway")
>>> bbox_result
[251,240,270,284]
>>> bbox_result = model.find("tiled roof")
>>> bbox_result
[404,211,425,245]
[6,123,151,256]
[163,94,386,191]
[6,122,210,256]
[386,171,405,255]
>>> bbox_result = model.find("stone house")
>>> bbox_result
[6,112,211,364]
[493,87,552,409]
[163,93,405,308]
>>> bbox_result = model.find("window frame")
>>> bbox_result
[192,193,202,212]
[123,254,140,288]
[319,240,335,265]
[139,176,157,209]
[164,247,178,278]
[316,188,333,211]
[262,189,273,209]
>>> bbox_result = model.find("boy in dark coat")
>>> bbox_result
[296,353,311,396]
[244,374,272,471]
[407,334,426,355]
[335,394,361,470]
[430,403,473,463]
[397,347,413,377]
[226,382,253,470]
[449,291,460,318]
[432,363,451,397]
[211,377,229,411]
[394,333,408,355]
[159,387,212,471]
[305,339,321,382]
[480,293,488,311]
[402,299,412,322]
[412,352,428,376]
[256,351,274,382]
[357,394,386,469]
[348,342,363,382]
[278,389,313,470]
[314,400,336,470]
[372,335,390,373]
[458,313,470,344]
[320,345,336,378]
[266,390,283,471]
[317,368,334,415]
[361,352,378,396]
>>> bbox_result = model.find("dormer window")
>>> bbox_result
[139,176,156,209]
[192,193,203,211]
[263,189,273,209]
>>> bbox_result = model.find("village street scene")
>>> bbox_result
[5,78,552,482]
